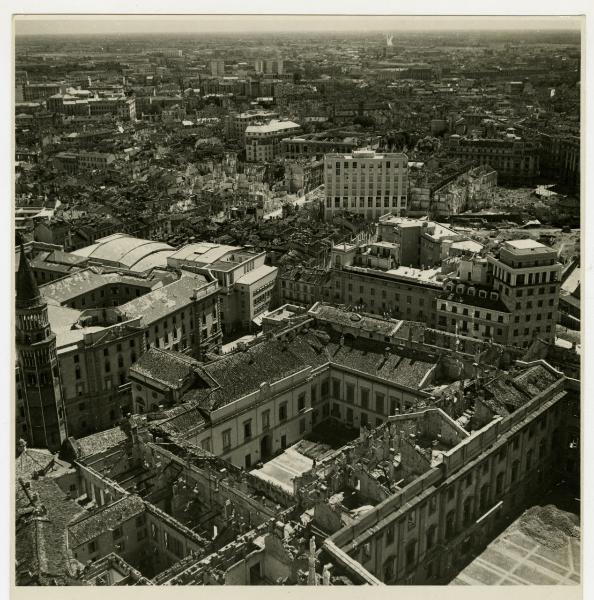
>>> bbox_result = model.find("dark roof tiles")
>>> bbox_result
[191,329,436,411]
[68,495,145,548]
[130,348,200,388]
[16,478,86,585]
[74,427,129,459]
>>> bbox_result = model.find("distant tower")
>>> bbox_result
[210,59,225,77]
[386,34,394,47]
[15,240,68,451]
[308,537,317,585]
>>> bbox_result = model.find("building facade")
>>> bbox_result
[489,239,561,348]
[16,259,222,441]
[245,120,301,162]
[224,110,279,140]
[324,150,408,221]
[167,243,278,335]
[445,136,539,184]
[325,365,578,585]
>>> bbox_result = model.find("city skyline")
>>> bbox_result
[14,15,582,36]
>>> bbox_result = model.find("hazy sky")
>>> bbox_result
[14,15,582,36]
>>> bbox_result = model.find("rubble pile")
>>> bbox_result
[518,504,580,549]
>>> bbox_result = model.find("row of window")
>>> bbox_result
[329,161,397,169]
[437,317,503,337]
[513,298,556,309]
[220,393,308,450]
[368,447,555,576]
[327,197,403,209]
[331,381,406,415]
[440,303,504,322]
[69,285,145,308]
[511,325,552,337]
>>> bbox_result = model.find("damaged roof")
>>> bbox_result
[68,495,145,548]
[130,348,201,389]
[16,477,86,585]
[187,328,435,411]
[72,426,129,460]
[119,272,211,325]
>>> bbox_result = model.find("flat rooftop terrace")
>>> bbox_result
[250,447,312,495]
[451,498,580,586]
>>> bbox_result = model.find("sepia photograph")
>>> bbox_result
[7,6,586,594]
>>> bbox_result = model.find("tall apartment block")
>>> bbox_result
[323,150,408,221]
[210,59,225,77]
[245,120,301,162]
[264,58,283,75]
[489,239,561,348]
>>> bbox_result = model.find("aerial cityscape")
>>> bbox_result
[13,16,581,587]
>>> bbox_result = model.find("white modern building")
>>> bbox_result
[323,150,408,221]
[167,242,278,334]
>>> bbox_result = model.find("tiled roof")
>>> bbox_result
[186,335,325,410]
[74,426,129,459]
[68,495,145,548]
[155,403,206,438]
[119,272,210,325]
[326,334,436,388]
[280,266,330,286]
[16,478,86,585]
[482,364,562,415]
[40,267,157,304]
[16,449,72,480]
[130,348,200,388]
[189,328,436,411]
[310,304,401,337]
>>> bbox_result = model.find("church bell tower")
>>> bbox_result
[15,241,67,451]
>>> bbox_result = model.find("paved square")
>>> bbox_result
[451,506,580,586]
